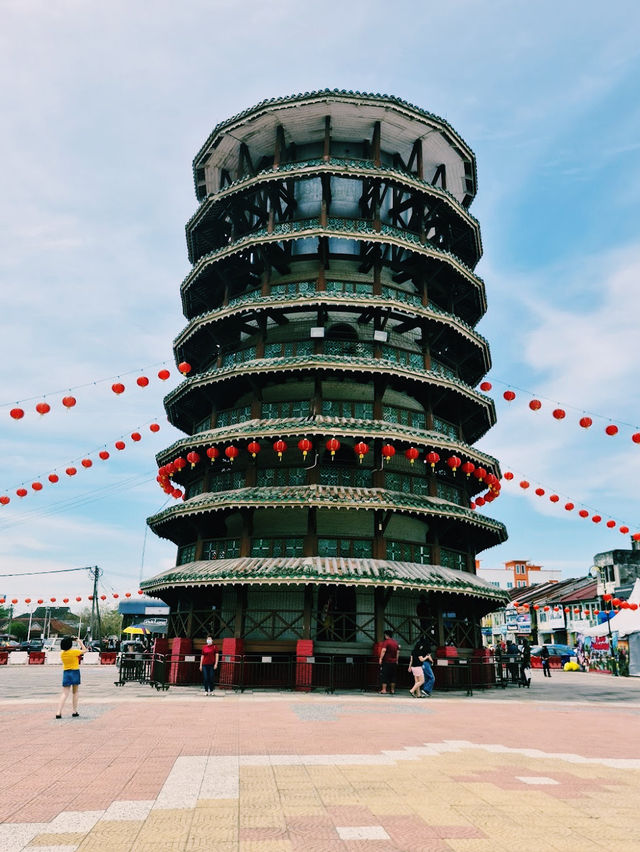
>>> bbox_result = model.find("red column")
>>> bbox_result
[218,637,244,689]
[295,639,314,692]
[169,637,194,684]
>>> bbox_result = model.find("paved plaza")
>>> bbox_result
[1,667,639,851]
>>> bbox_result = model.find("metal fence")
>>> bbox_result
[114,651,530,696]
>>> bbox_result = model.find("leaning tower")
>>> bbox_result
[142,90,507,676]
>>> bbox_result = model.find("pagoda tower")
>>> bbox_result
[142,90,508,667]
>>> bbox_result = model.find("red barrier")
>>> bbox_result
[99,651,117,665]
[28,651,45,665]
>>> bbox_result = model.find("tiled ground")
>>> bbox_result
[1,668,639,851]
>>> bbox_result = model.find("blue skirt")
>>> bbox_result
[62,669,81,687]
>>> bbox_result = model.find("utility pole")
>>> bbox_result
[88,566,102,645]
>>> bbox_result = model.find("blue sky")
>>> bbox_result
[1,0,640,603]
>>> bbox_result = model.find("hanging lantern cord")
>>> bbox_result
[305,451,319,471]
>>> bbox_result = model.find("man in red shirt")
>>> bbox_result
[378,630,400,694]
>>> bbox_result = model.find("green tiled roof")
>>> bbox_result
[147,484,507,542]
[155,415,500,473]
[192,89,477,188]
[174,290,490,357]
[141,555,507,602]
[185,158,482,264]
[163,354,495,417]
[180,219,486,309]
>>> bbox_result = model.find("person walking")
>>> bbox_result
[56,636,88,719]
[408,638,426,697]
[409,635,435,697]
[520,638,531,686]
[200,635,219,695]
[540,644,551,677]
[378,630,400,694]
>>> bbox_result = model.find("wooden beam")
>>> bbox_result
[371,121,381,167]
[323,115,331,161]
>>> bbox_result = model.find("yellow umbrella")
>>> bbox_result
[123,625,150,635]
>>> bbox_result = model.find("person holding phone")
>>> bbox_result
[56,636,87,718]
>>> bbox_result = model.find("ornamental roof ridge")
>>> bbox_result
[186,157,481,237]
[155,417,500,469]
[174,291,490,352]
[141,555,508,601]
[192,89,477,176]
[180,220,485,297]
[146,484,507,540]
[163,353,495,413]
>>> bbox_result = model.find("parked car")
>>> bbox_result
[42,637,81,653]
[0,638,20,651]
[18,639,44,653]
[531,644,575,664]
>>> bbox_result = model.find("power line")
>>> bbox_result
[0,566,90,578]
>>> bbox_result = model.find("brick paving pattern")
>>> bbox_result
[0,668,639,850]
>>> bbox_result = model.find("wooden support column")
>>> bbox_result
[304,507,317,556]
[302,583,314,639]
[374,586,386,642]
[372,263,381,296]
[437,606,445,647]
[274,125,285,168]
[415,139,424,180]
[372,121,381,167]
[233,584,247,639]
[240,509,253,557]
[323,115,331,162]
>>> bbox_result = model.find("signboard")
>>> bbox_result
[145,606,169,615]
[505,607,531,633]
[592,636,610,652]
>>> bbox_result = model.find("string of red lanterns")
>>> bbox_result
[5,363,189,421]
[0,421,163,507]
[500,468,640,538]
[478,380,640,443]
[0,590,146,606]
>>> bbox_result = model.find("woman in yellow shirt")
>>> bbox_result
[56,636,88,719]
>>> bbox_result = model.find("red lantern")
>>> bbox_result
[48,473,59,484]
[632,433,640,444]
[298,438,313,459]
[113,593,119,599]
[50,597,56,603]
[519,481,530,489]
[11,598,18,604]
[16,488,28,497]
[65,467,77,476]
[533,605,540,611]
[136,376,149,387]
[405,447,420,465]
[535,488,544,496]
[503,471,514,480]
[529,399,542,411]
[578,509,589,518]
[35,402,50,415]
[81,459,92,468]
[564,607,570,613]
[579,416,592,428]
[479,381,492,391]
[9,407,24,419]
[125,592,131,598]
[381,444,396,463]
[543,606,550,612]
[178,361,192,375]
[473,467,486,481]
[99,450,110,460]
[63,598,69,603]
[475,496,485,506]
[631,604,639,611]
[111,382,125,394]
[606,520,616,528]
[247,441,261,458]
[150,423,160,432]
[592,515,602,523]
[131,432,142,442]
[605,424,618,436]
[446,455,461,474]
[62,396,76,409]
[547,495,558,503]
[115,440,125,450]
[225,445,239,462]
[76,596,82,602]
[470,501,476,509]
[186,451,201,468]
[326,438,340,458]
[552,408,566,420]
[620,526,629,534]
[158,368,171,380]
[0,496,9,505]
[565,502,574,511]
[426,451,439,470]
[137,590,143,595]
[206,447,219,462]
[503,390,516,401]
[461,461,475,477]
[24,598,31,604]
[88,595,94,601]
[171,488,182,498]
[633,533,640,542]
[354,441,369,462]
[37,599,43,604]
[100,595,106,601]
[273,439,288,459]
[32,482,43,491]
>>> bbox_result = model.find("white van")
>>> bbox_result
[42,636,80,653]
